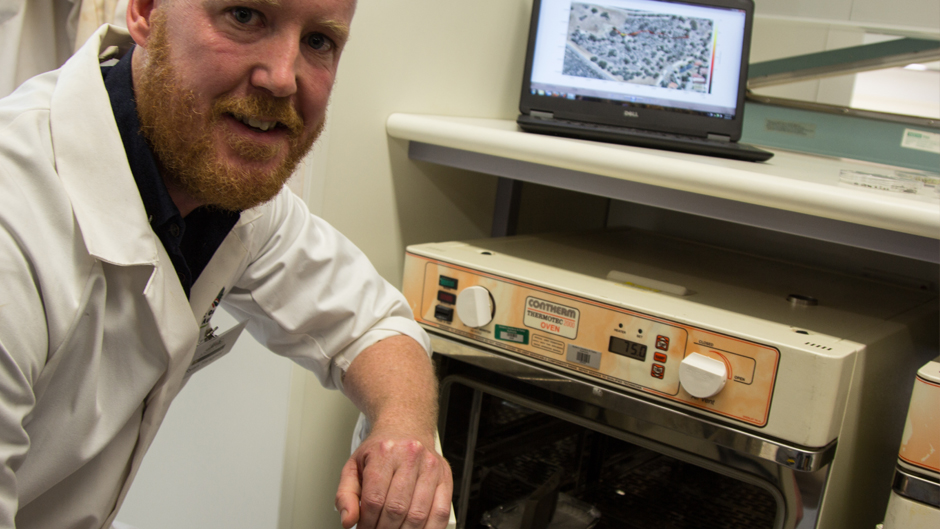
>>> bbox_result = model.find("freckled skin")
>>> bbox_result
[130,0,354,212]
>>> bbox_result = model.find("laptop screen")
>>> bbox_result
[525,0,749,120]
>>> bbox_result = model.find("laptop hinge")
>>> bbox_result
[530,110,554,120]
[707,133,731,143]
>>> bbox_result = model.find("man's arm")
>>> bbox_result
[335,335,453,529]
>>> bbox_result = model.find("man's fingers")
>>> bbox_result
[359,439,419,529]
[398,449,449,529]
[371,441,423,529]
[346,435,455,529]
[336,457,363,529]
[426,459,454,529]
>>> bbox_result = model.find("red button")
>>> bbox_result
[437,290,457,304]
[656,335,670,351]
[654,352,667,363]
[651,364,665,379]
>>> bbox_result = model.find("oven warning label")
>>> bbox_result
[532,334,565,355]
[567,345,601,370]
[495,325,529,345]
[524,297,579,339]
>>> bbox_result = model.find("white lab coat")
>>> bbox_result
[0,25,430,528]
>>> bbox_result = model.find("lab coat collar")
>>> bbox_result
[52,25,158,268]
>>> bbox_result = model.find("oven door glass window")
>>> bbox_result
[442,382,782,529]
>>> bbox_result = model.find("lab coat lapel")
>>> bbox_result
[51,26,202,523]
[189,208,262,323]
[52,24,200,368]
[190,232,248,325]
[52,25,153,267]
[105,239,199,529]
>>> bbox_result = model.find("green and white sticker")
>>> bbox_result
[902,128,940,154]
[495,325,529,345]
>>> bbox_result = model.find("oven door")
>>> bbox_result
[432,334,836,529]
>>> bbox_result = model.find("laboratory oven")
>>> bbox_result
[401,229,938,529]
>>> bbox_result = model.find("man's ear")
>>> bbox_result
[126,0,158,46]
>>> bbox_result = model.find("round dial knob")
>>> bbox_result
[455,286,494,328]
[679,353,727,399]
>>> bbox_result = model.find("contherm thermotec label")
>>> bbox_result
[523,296,579,339]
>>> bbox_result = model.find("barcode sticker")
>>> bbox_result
[567,345,601,369]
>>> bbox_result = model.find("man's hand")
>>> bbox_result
[335,428,452,529]
[337,335,454,529]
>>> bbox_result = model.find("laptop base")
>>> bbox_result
[517,114,774,163]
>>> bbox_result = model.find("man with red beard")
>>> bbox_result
[0,0,452,528]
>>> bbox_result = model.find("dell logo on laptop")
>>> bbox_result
[624,110,639,118]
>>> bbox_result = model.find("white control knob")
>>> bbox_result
[679,353,727,399]
[455,286,493,328]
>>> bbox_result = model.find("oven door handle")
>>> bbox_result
[892,467,940,508]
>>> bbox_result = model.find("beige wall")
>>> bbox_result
[313,0,537,281]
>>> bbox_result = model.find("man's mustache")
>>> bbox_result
[212,94,304,136]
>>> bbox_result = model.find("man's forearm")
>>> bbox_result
[342,334,439,444]
[336,334,452,529]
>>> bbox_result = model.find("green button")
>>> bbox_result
[438,276,458,289]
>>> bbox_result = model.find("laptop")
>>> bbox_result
[517,0,773,162]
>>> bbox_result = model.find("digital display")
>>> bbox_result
[609,336,648,362]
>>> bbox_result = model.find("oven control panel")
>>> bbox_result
[404,259,780,427]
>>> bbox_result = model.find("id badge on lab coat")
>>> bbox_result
[185,320,247,378]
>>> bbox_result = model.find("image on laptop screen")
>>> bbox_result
[528,0,748,119]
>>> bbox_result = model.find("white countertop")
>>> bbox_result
[387,113,940,240]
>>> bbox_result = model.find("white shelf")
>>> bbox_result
[387,113,940,262]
